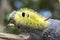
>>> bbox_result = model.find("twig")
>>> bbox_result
[0,33,30,40]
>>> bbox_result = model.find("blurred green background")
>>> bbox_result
[0,0,60,32]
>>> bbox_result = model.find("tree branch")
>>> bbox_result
[0,33,30,40]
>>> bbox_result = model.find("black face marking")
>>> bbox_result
[22,12,25,17]
[27,14,29,17]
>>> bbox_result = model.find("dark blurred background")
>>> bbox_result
[0,0,60,27]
